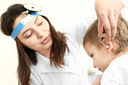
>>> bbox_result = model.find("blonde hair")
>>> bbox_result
[83,17,128,53]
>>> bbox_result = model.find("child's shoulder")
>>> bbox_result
[102,54,128,84]
[105,54,128,73]
[111,54,128,65]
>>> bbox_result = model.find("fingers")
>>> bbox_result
[99,11,117,40]
[115,12,119,24]
[98,18,103,37]
[108,11,117,40]
[100,13,111,40]
[95,0,124,41]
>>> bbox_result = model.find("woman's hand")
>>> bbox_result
[95,0,124,40]
[92,76,102,85]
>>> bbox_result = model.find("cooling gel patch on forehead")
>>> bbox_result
[11,3,42,40]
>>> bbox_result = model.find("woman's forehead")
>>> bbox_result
[13,14,26,29]
[13,14,42,30]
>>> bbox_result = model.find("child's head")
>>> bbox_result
[83,17,128,72]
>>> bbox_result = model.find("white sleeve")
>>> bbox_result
[29,73,43,85]
[29,65,43,85]
[101,79,119,85]
[101,69,120,85]
[100,60,121,85]
[59,14,96,45]
[101,74,120,85]
[101,58,128,85]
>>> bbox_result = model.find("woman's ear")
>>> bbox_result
[99,34,113,52]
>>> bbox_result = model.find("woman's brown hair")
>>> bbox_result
[1,4,68,85]
[83,17,128,53]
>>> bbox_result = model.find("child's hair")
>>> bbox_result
[83,17,128,53]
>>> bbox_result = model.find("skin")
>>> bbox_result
[13,14,53,58]
[92,76,102,85]
[95,0,124,40]
[84,42,115,72]
[84,39,128,85]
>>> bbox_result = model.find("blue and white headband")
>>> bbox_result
[11,3,42,40]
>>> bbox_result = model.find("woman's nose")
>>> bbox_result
[34,28,44,38]
[38,31,43,38]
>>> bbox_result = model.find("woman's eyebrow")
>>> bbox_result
[22,29,30,37]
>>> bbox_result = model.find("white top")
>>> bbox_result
[29,14,96,85]
[101,54,128,85]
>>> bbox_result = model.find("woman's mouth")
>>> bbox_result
[41,35,50,44]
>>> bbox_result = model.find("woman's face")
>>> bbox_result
[13,14,53,53]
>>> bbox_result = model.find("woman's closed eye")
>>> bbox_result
[22,29,33,38]
[24,31,32,38]
[26,32,32,38]
[38,21,43,26]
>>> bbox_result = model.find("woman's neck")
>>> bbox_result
[37,48,51,58]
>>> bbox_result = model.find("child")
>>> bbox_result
[83,17,128,85]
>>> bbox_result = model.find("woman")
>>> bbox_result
[1,4,90,85]
[0,0,124,84]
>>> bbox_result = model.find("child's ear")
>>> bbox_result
[102,39,113,52]
[99,34,113,52]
